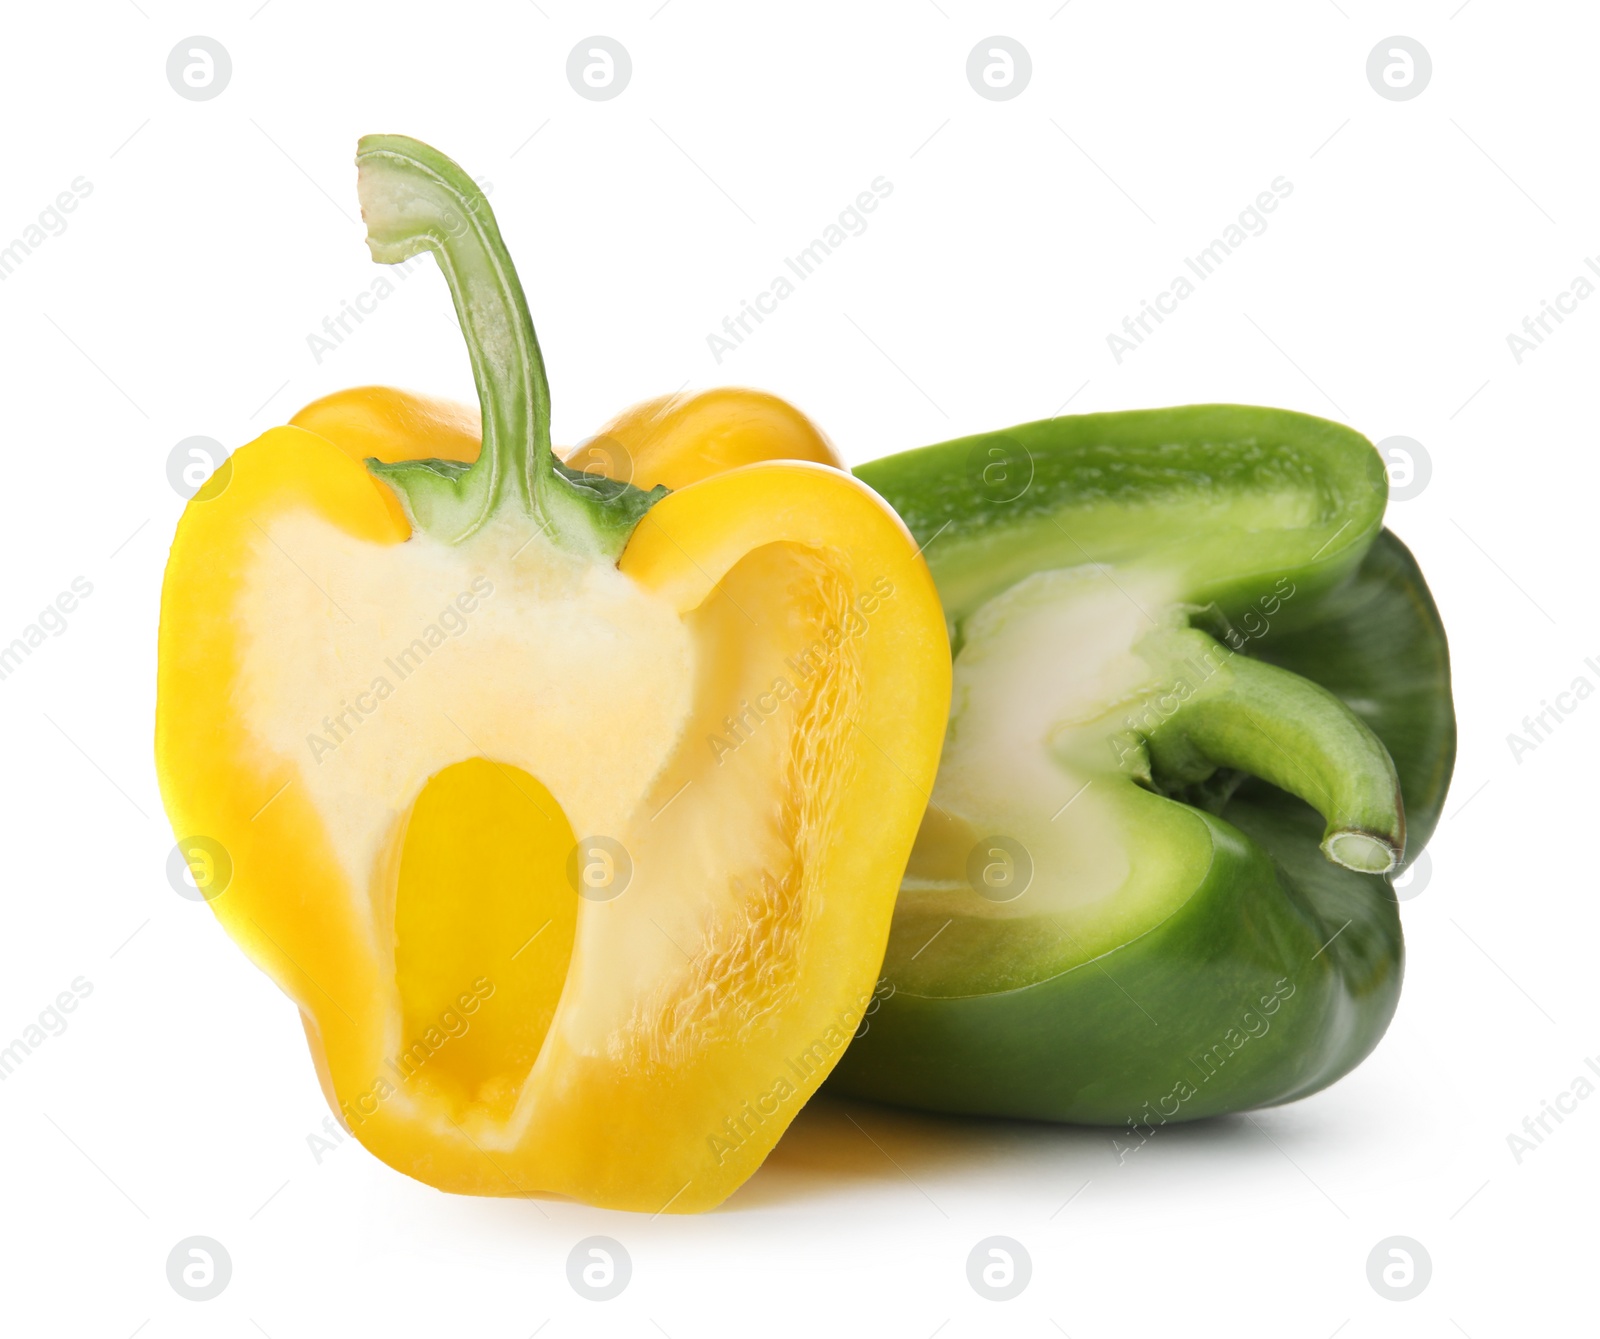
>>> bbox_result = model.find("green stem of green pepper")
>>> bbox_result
[832,410,1454,1126]
[1130,626,1404,873]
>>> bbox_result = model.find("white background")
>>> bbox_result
[0,2,1592,1335]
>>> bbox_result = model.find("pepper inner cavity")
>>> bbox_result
[393,758,577,1119]
[890,560,1402,991]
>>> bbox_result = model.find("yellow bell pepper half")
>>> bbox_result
[154,136,949,1214]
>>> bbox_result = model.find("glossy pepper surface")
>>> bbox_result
[154,136,950,1212]
[826,407,1454,1126]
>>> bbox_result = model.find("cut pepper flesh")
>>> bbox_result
[887,561,1403,997]
[155,136,949,1212]
[828,408,1452,1124]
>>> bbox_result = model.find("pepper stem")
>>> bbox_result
[1125,626,1405,874]
[353,135,665,554]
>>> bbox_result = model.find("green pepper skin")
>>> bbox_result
[830,408,1454,1125]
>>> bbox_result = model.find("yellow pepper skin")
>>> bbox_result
[155,137,949,1214]
[289,383,842,491]
[291,386,482,467]
[573,387,845,490]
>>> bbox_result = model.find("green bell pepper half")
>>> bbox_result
[828,405,1455,1127]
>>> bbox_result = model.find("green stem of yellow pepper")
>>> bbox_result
[354,134,664,554]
